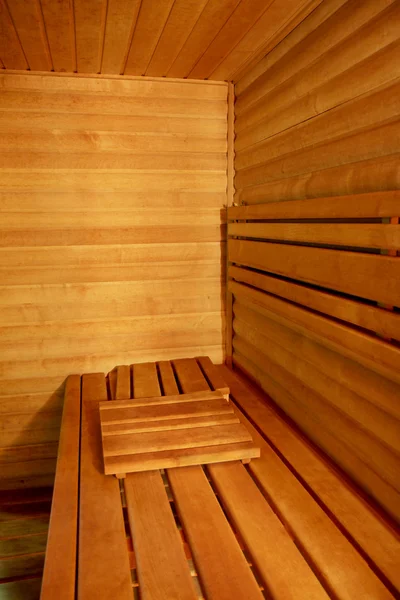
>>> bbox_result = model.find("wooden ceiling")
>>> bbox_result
[0,0,321,81]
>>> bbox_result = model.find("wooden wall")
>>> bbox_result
[229,0,400,522]
[0,72,228,489]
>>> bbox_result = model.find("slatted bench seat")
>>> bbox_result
[40,357,399,600]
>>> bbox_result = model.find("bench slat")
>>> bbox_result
[40,374,80,600]
[157,360,179,395]
[220,368,393,599]
[209,461,328,600]
[78,373,132,600]
[122,363,197,600]
[170,358,263,600]
[219,365,400,595]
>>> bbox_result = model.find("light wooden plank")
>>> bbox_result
[209,461,328,599]
[230,265,400,350]
[0,150,226,171]
[167,0,241,78]
[172,358,211,394]
[100,396,232,421]
[238,153,400,205]
[236,119,400,189]
[234,348,400,527]
[124,356,197,600]
[236,79,400,169]
[0,90,226,117]
[189,0,271,80]
[233,298,400,421]
[6,0,52,70]
[229,239,400,307]
[102,413,239,435]
[230,0,325,84]
[0,130,227,154]
[157,360,179,395]
[0,0,28,69]
[115,365,131,400]
[168,465,264,600]
[236,41,400,152]
[124,472,197,600]
[104,441,259,475]
[229,222,400,250]
[210,0,323,81]
[40,0,75,72]
[103,422,251,457]
[236,0,395,109]
[196,356,229,395]
[123,0,175,76]
[132,362,160,398]
[220,365,400,592]
[74,0,106,73]
[0,111,227,135]
[78,373,132,600]
[101,0,140,74]
[146,0,209,77]
[227,190,400,219]
[101,390,228,410]
[230,280,400,385]
[234,312,400,456]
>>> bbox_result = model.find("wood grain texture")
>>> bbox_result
[40,375,80,600]
[0,0,319,78]
[78,373,132,600]
[231,1,400,519]
[122,355,197,600]
[208,461,328,599]
[0,72,226,476]
[168,465,264,600]
[219,365,400,593]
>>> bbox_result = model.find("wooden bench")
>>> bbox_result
[40,357,400,599]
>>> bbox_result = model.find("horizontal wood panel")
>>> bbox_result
[229,266,400,341]
[230,281,400,385]
[233,306,400,454]
[232,1,400,516]
[233,350,400,523]
[0,73,227,480]
[227,190,400,219]
[229,222,400,250]
[228,239,399,306]
[0,111,228,135]
[236,79,400,169]
[238,153,400,205]
[0,131,227,153]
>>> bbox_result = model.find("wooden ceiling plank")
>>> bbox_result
[101,0,141,75]
[5,0,52,71]
[146,0,209,77]
[74,0,107,73]
[0,0,28,69]
[188,0,270,80]
[210,0,323,81]
[124,0,175,76]
[40,0,76,72]
[167,0,241,78]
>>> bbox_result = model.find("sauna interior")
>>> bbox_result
[0,0,399,598]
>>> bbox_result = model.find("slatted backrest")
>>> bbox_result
[227,190,400,524]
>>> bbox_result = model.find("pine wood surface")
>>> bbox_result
[34,357,399,600]
[0,72,227,486]
[0,1,321,79]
